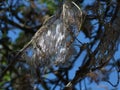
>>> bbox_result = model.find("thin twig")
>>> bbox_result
[0,40,32,79]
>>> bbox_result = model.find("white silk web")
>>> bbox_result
[21,1,83,70]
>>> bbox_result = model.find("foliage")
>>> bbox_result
[0,0,120,90]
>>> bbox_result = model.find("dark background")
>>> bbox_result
[0,0,120,90]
